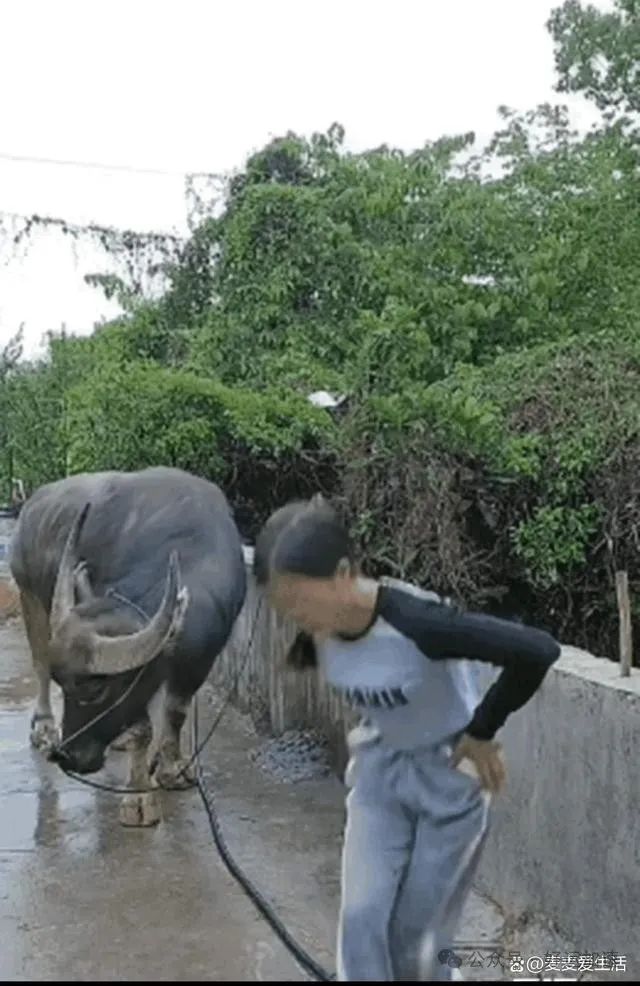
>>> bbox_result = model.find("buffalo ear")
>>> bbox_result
[285,630,318,670]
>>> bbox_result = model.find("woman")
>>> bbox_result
[253,496,560,982]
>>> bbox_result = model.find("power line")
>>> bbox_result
[0,208,186,242]
[0,150,216,180]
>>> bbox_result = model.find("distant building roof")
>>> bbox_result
[307,390,347,409]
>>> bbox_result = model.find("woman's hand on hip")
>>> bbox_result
[451,733,506,794]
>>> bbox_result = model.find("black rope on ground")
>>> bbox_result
[193,700,335,983]
[53,593,335,981]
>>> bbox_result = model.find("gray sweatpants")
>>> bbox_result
[337,737,491,981]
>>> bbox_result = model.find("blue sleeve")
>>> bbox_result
[377,585,560,740]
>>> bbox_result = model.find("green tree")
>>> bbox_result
[65,360,337,537]
[0,328,24,498]
[2,329,94,491]
[3,82,640,662]
[548,0,640,121]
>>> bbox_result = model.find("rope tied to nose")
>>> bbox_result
[51,587,256,791]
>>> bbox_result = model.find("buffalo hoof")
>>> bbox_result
[30,715,59,753]
[153,757,196,790]
[119,791,162,828]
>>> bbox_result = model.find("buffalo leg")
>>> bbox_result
[20,590,59,752]
[119,714,161,827]
[151,690,195,790]
[109,725,140,753]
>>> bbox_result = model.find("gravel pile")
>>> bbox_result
[250,729,332,783]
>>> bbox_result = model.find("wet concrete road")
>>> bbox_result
[0,616,322,981]
[0,518,620,981]
[2,602,532,983]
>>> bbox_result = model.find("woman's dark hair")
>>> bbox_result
[253,500,309,587]
[253,495,355,586]
[253,495,355,672]
[285,629,319,671]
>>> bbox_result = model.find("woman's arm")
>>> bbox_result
[377,584,561,740]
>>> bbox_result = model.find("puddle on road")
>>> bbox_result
[0,788,99,853]
[0,704,100,855]
[0,630,98,858]
[0,617,38,710]
[0,674,35,708]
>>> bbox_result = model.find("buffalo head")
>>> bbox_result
[47,503,189,774]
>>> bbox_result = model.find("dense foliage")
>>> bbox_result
[1,0,638,655]
[344,324,640,645]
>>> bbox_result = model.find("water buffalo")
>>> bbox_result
[9,466,247,826]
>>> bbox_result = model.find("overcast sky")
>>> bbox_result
[0,0,607,358]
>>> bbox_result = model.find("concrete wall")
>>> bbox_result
[210,552,357,773]
[0,516,16,579]
[211,558,640,959]
[474,645,640,961]
[0,517,20,620]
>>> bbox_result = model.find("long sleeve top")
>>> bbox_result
[315,579,560,750]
